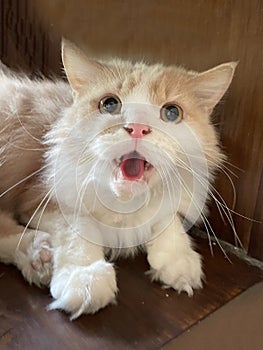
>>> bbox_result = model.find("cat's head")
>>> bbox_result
[48,39,236,242]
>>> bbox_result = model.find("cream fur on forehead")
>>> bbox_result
[61,38,236,112]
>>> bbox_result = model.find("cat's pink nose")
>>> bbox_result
[123,124,151,138]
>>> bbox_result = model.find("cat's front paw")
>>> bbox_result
[48,260,117,319]
[147,249,203,296]
[14,232,52,286]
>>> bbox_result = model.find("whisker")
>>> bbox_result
[174,156,243,247]
[73,156,97,223]
[174,146,241,178]
[0,165,48,198]
[15,185,56,251]
[158,165,177,212]
[166,160,233,260]
[208,159,238,179]
[73,176,91,224]
[15,112,43,143]
[163,160,215,256]
[33,187,55,240]
[200,211,232,262]
[1,138,44,152]
[221,158,244,172]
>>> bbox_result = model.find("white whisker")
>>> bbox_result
[15,185,56,252]
[175,156,243,248]
[15,111,43,143]
[33,187,56,239]
[166,160,232,259]
[0,165,48,198]
[73,155,97,223]
[164,160,214,256]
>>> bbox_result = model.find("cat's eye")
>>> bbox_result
[98,95,122,115]
[160,103,183,123]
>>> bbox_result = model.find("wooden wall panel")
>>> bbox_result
[0,0,262,259]
[0,0,61,75]
[249,172,263,260]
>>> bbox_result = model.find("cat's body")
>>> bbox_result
[0,40,236,319]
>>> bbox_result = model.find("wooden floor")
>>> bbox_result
[0,235,262,350]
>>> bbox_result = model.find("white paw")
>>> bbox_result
[48,260,117,319]
[14,232,52,287]
[147,250,203,296]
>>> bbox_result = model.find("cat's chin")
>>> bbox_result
[111,178,148,200]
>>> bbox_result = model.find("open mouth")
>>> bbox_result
[117,151,153,181]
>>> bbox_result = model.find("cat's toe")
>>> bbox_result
[40,243,52,263]
[49,260,117,319]
[30,241,52,271]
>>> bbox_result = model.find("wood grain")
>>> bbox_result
[0,235,262,350]
[249,172,263,260]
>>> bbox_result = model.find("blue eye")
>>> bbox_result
[161,103,183,123]
[99,95,122,115]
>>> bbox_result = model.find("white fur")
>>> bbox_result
[49,260,117,320]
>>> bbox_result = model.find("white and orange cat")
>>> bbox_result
[0,40,236,319]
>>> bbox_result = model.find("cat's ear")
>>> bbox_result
[189,62,237,111]
[62,38,104,94]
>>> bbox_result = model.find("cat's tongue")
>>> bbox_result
[120,154,145,181]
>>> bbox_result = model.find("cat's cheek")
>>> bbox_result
[48,260,118,319]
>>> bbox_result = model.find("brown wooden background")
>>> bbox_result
[0,0,262,260]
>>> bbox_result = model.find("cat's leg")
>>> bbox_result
[0,211,52,286]
[146,215,203,296]
[48,223,117,319]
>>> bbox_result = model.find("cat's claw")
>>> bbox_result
[48,260,117,320]
[147,250,203,296]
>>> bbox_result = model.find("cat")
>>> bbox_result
[0,39,236,319]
